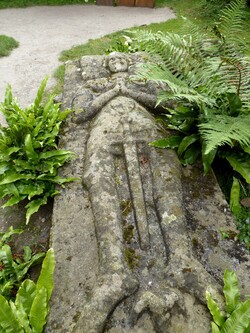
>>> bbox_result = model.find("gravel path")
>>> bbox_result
[0,5,175,109]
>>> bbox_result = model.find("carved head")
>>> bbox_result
[107,52,128,73]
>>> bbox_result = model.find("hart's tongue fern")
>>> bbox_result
[0,77,76,224]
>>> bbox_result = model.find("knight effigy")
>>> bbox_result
[46,53,250,333]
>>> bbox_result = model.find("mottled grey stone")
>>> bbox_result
[46,53,250,333]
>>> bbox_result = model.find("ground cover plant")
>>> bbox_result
[206,270,250,333]
[0,0,94,9]
[0,247,54,333]
[0,35,19,57]
[0,77,76,224]
[0,227,45,301]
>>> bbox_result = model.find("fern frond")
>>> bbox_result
[199,114,250,153]
[218,0,247,45]
[158,91,215,108]
[212,322,222,333]
[223,270,240,315]
[134,28,250,108]
[226,152,250,184]
[134,31,210,84]
[137,63,191,94]
[137,63,216,108]
[221,299,250,333]
[218,57,250,106]
[33,76,49,114]
[206,291,226,327]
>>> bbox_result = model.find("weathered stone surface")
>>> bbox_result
[46,53,250,333]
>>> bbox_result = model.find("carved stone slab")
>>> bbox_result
[46,53,250,333]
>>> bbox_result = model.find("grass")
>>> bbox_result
[0,0,94,9]
[0,35,19,57]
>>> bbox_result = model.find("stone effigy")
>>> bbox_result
[46,53,250,333]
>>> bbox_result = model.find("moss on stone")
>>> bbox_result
[120,199,132,218]
[123,223,134,244]
[124,247,140,270]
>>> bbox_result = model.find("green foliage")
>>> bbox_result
[0,227,45,300]
[0,226,23,247]
[199,114,250,155]
[106,35,139,54]
[206,270,250,333]
[0,77,76,223]
[0,0,95,9]
[133,0,250,171]
[131,0,250,247]
[230,178,242,216]
[228,177,250,250]
[0,248,55,333]
[0,35,19,57]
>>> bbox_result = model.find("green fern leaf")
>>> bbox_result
[33,76,49,113]
[29,286,48,333]
[206,291,226,327]
[15,279,36,318]
[149,135,183,149]
[223,270,240,315]
[0,294,24,332]
[177,134,199,157]
[9,299,31,333]
[138,63,215,108]
[218,0,247,44]
[244,323,250,333]
[24,134,38,162]
[242,146,250,155]
[0,172,33,186]
[212,322,222,333]
[221,299,250,333]
[25,195,49,224]
[181,143,200,165]
[202,142,217,174]
[0,226,23,246]
[226,152,250,183]
[36,248,55,301]
[3,84,13,106]
[229,178,242,216]
[199,114,250,154]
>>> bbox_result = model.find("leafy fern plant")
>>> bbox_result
[131,0,249,164]
[206,270,250,333]
[0,248,55,333]
[133,0,250,173]
[0,77,76,223]
[129,0,250,247]
[0,226,45,300]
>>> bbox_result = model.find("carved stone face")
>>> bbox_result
[108,53,128,73]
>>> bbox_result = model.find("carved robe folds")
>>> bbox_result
[46,53,250,333]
